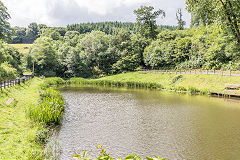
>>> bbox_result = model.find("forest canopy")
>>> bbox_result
[0,0,239,79]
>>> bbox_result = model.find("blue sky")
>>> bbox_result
[2,0,191,27]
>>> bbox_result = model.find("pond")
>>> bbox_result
[54,86,240,160]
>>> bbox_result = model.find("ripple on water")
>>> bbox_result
[53,87,240,160]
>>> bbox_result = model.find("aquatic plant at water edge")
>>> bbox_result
[73,145,166,160]
[40,77,65,89]
[27,88,64,125]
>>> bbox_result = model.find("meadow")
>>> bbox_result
[67,72,240,95]
[9,44,32,54]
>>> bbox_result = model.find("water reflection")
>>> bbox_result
[55,86,240,160]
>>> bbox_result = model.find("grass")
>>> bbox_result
[0,77,65,159]
[66,72,240,95]
[67,77,163,90]
[0,78,44,159]
[9,44,32,54]
[0,73,238,159]
[27,88,64,125]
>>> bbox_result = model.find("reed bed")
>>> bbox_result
[67,78,164,90]
[28,80,65,125]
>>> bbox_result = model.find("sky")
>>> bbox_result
[2,0,191,27]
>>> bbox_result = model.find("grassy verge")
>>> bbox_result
[0,77,64,159]
[0,78,43,159]
[66,72,240,95]
[100,72,240,94]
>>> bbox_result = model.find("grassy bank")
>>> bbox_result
[66,72,240,95]
[1,72,238,159]
[0,78,43,159]
[0,77,64,159]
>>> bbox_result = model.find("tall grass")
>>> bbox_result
[44,71,240,97]
[28,80,65,125]
[67,78,164,90]
[40,77,65,89]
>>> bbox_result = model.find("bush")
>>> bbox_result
[0,62,18,81]
[143,25,240,70]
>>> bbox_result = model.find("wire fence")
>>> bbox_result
[138,69,240,76]
[0,76,33,90]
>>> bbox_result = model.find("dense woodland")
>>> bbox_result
[0,0,240,79]
[10,22,176,44]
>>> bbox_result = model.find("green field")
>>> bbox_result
[0,78,44,159]
[66,72,240,95]
[9,44,32,54]
[98,72,240,94]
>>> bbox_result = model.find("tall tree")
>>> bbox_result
[11,27,26,43]
[186,0,240,45]
[30,37,59,76]
[134,6,165,39]
[176,9,186,30]
[26,22,39,43]
[0,1,11,40]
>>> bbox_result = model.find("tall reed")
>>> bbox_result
[67,78,164,90]
[28,84,64,125]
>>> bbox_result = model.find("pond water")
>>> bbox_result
[55,86,240,160]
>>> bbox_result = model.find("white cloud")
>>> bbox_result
[2,0,190,27]
[2,0,56,26]
[72,0,150,15]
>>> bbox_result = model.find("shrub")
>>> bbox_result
[0,62,18,81]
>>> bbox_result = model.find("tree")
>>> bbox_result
[41,28,62,40]
[64,31,79,39]
[30,37,59,76]
[80,31,116,75]
[0,1,11,40]
[176,9,186,30]
[134,6,165,39]
[186,0,240,45]
[26,23,39,43]
[11,27,26,43]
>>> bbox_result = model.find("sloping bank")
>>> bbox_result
[0,77,64,159]
[2,72,237,159]
[63,72,240,95]
[0,77,165,160]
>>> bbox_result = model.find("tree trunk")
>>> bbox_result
[219,0,240,45]
[226,0,240,44]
